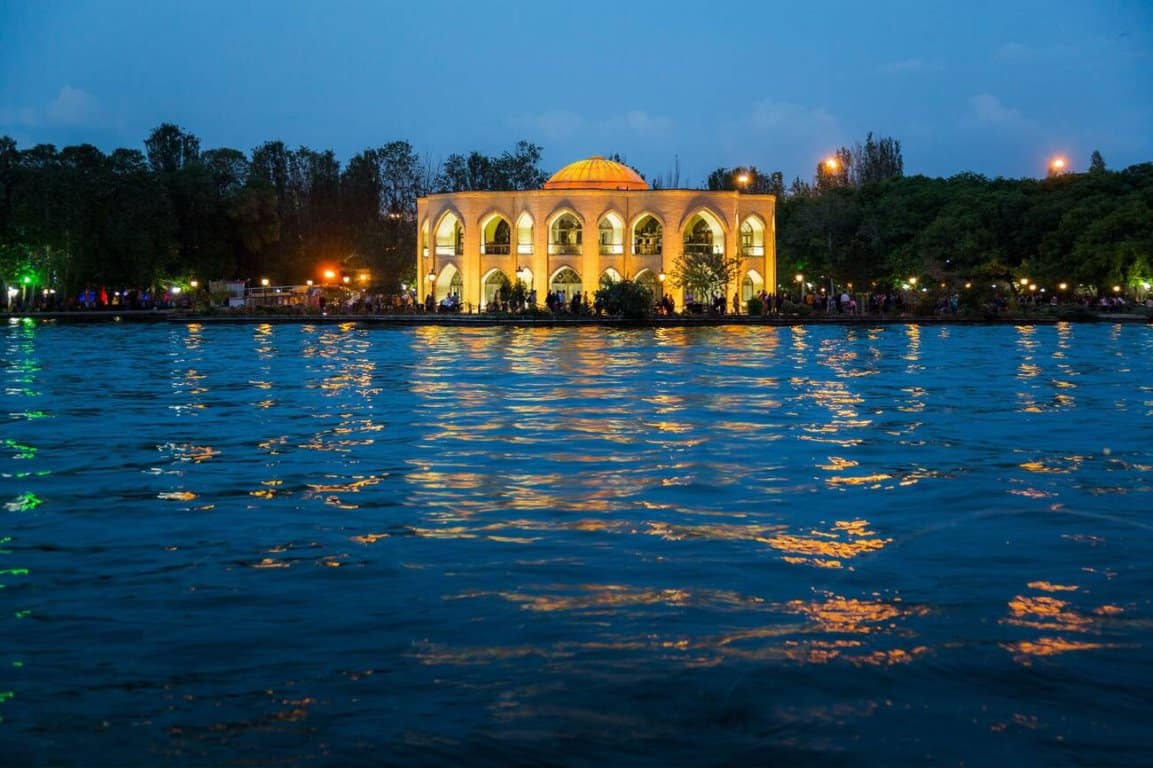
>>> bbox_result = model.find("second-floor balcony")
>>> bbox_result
[483,242,511,255]
[435,245,462,257]
[683,243,717,257]
[599,243,624,256]
[741,245,765,257]
[549,243,582,256]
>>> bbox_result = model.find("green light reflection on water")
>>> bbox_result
[3,494,42,512]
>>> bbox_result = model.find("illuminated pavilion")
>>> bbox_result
[415,156,777,311]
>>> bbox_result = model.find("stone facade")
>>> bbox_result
[415,158,776,312]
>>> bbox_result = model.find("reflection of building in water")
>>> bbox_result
[416,156,777,311]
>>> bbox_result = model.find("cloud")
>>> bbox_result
[507,108,673,143]
[967,93,1036,132]
[747,100,837,138]
[623,110,671,136]
[0,85,99,129]
[507,110,587,142]
[45,86,98,124]
[0,107,39,127]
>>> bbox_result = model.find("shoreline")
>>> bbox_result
[4,309,1150,327]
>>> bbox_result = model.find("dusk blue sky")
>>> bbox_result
[2,0,1150,187]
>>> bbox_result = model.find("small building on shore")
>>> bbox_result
[415,156,777,311]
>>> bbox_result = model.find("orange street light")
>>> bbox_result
[825,157,838,171]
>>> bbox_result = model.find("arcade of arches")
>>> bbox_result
[416,156,776,311]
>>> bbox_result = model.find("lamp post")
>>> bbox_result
[1048,156,1067,177]
[733,172,750,314]
[822,158,841,312]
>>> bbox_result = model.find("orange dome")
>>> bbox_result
[543,155,649,191]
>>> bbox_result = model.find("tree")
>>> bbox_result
[144,123,200,174]
[595,279,653,319]
[1089,150,1106,174]
[852,132,903,186]
[705,166,784,194]
[670,250,742,304]
[438,140,547,192]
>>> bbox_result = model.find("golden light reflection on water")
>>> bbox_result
[427,584,926,669]
[1000,581,1126,664]
[762,519,892,569]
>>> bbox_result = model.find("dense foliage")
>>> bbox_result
[0,126,546,299]
[775,162,1153,297]
[2,124,1150,306]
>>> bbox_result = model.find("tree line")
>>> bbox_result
[707,137,1152,300]
[0,124,547,300]
[2,124,1150,305]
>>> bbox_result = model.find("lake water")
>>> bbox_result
[3,319,1152,766]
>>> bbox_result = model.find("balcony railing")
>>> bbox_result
[435,245,462,257]
[484,242,511,255]
[683,243,716,256]
[549,243,582,256]
[517,243,533,255]
[741,246,765,257]
[599,243,624,255]
[635,243,662,256]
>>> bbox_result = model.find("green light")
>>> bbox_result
[21,276,29,284]
[4,492,41,511]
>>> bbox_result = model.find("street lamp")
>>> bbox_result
[736,172,750,191]
[1048,156,1067,177]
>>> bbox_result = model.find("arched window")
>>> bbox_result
[516,212,533,255]
[483,217,511,255]
[598,214,623,255]
[634,215,662,256]
[682,212,723,256]
[549,214,582,256]
[549,267,582,302]
[740,217,765,256]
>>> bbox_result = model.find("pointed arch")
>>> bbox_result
[548,210,583,256]
[434,211,464,256]
[634,268,660,298]
[430,262,463,305]
[740,215,766,256]
[682,209,726,256]
[516,211,534,255]
[742,269,764,302]
[480,213,512,255]
[549,266,582,302]
[481,268,511,310]
[597,211,624,255]
[632,213,663,256]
